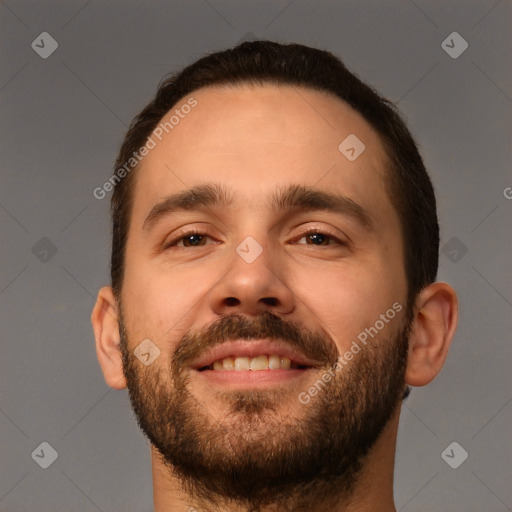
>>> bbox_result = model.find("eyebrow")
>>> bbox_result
[142,182,375,232]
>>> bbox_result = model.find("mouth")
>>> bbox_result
[189,339,320,388]
[198,354,311,372]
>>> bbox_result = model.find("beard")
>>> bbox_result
[118,308,411,512]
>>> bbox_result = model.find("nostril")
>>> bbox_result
[262,297,277,306]
[225,297,240,306]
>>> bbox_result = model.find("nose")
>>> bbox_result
[207,240,295,317]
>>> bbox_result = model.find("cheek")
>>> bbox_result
[290,260,405,348]
[122,249,214,338]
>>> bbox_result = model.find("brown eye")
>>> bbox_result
[181,233,207,247]
[164,231,214,249]
[296,230,344,246]
[305,232,330,245]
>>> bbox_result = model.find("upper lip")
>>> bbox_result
[189,339,322,370]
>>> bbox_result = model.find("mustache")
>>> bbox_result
[173,311,339,370]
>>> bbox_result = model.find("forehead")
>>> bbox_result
[132,83,395,227]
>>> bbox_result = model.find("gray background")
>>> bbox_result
[1,1,511,511]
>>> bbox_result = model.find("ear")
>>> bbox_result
[91,286,127,390]
[405,282,458,387]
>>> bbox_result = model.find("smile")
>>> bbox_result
[199,354,310,371]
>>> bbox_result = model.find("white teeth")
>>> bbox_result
[223,357,235,370]
[250,355,268,371]
[268,354,281,370]
[235,357,250,371]
[209,355,294,371]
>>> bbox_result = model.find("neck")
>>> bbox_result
[151,407,400,512]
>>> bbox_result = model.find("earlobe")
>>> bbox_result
[405,282,458,387]
[91,286,127,390]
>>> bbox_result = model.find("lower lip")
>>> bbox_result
[193,368,313,387]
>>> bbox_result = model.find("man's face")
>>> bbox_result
[118,84,410,507]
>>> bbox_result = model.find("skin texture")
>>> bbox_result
[91,84,458,512]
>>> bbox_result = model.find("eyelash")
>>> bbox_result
[163,228,346,249]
